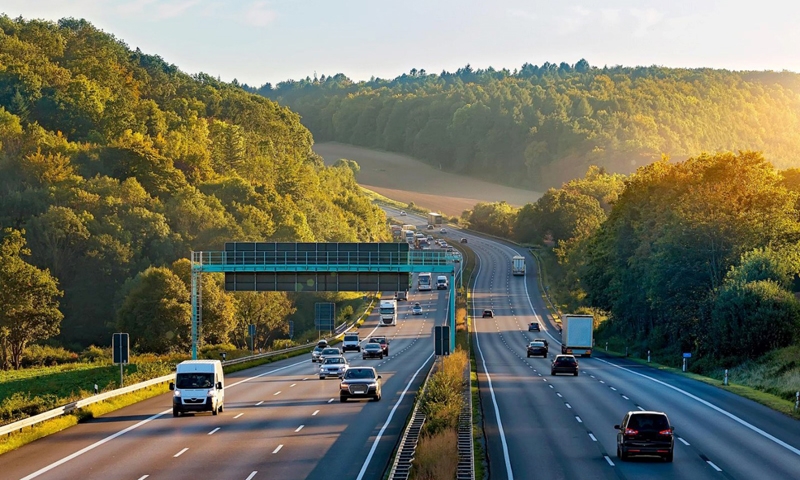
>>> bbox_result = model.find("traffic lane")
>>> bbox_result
[581,357,800,479]
[474,323,617,480]
[550,362,721,480]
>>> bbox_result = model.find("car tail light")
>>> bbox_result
[659,429,673,436]
[624,428,638,436]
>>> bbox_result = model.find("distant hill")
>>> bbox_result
[255,61,800,189]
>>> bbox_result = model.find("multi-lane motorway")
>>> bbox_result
[2,283,449,479]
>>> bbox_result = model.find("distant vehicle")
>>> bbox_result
[317,339,329,348]
[440,228,447,234]
[400,211,407,216]
[427,235,434,242]
[528,322,540,332]
[436,275,449,290]
[369,336,389,355]
[551,355,579,376]
[320,347,342,363]
[533,338,549,351]
[342,334,361,352]
[453,254,461,263]
[412,303,423,315]
[527,341,548,358]
[311,346,325,363]
[340,367,382,402]
[395,290,408,301]
[170,360,225,417]
[402,224,416,231]
[319,356,349,379]
[428,212,443,227]
[379,299,397,326]
[561,314,594,357]
[460,238,468,243]
[427,224,434,230]
[418,272,432,291]
[615,411,674,462]
[482,309,494,318]
[512,255,526,276]
[362,342,384,359]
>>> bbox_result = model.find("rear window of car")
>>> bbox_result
[371,338,386,344]
[628,414,669,430]
[322,348,339,355]
[556,357,576,364]
[530,342,544,347]
[365,343,381,349]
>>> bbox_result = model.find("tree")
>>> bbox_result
[0,229,63,369]
[232,291,295,350]
[116,266,191,354]
[171,258,236,346]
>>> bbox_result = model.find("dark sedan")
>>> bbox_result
[527,341,548,358]
[528,322,540,331]
[369,336,389,355]
[551,355,579,376]
[340,367,382,402]
[615,411,675,462]
[533,338,549,350]
[362,342,384,359]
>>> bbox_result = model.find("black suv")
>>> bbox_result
[369,336,389,355]
[527,341,547,358]
[615,411,674,462]
[551,355,579,376]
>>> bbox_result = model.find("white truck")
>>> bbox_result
[170,360,225,417]
[379,299,397,326]
[512,255,526,276]
[561,314,594,357]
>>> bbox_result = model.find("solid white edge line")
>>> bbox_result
[707,461,722,472]
[272,444,283,454]
[173,448,188,457]
[208,428,220,435]
[472,253,514,480]
[355,352,434,480]
[245,472,257,480]
[596,357,800,457]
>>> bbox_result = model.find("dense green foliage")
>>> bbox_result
[257,63,800,190]
[0,16,389,355]
[462,152,800,368]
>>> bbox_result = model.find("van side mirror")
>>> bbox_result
[216,382,223,390]
[613,425,620,430]
[169,382,175,391]
[377,375,382,379]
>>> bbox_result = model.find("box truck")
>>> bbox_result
[561,314,594,357]
[512,255,526,276]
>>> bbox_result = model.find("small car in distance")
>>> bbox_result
[460,238,468,243]
[411,303,423,315]
[427,224,434,230]
[311,345,325,363]
[527,341,548,358]
[319,347,342,363]
[551,355,579,376]
[399,211,407,216]
[319,356,349,379]
[340,367,382,402]
[528,322,540,332]
[440,228,447,233]
[615,411,675,462]
[362,342,384,359]
[369,336,390,355]
[482,309,494,318]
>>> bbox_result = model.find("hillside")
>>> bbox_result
[256,62,800,190]
[0,16,389,351]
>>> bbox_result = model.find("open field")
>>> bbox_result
[313,142,542,216]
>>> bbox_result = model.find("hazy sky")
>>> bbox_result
[3,0,799,87]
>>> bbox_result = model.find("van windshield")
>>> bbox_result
[176,372,214,389]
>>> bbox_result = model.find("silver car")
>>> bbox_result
[319,347,342,363]
[311,346,325,363]
[320,356,349,379]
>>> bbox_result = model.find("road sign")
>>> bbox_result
[683,352,692,358]
[288,320,294,339]
[112,333,129,364]
[315,302,335,331]
[434,325,450,355]
[249,324,256,338]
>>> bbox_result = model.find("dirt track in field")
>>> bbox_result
[313,142,542,216]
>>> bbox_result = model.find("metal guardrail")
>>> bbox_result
[0,297,377,438]
[456,375,475,480]
[388,360,436,480]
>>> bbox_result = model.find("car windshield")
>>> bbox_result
[324,357,345,364]
[322,348,339,355]
[365,343,381,350]
[176,372,214,389]
[344,368,376,380]
[344,336,358,341]
[484,310,492,314]
[629,414,670,431]
[530,342,544,347]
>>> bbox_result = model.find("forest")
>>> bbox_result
[0,16,389,368]
[255,61,800,190]
[460,152,800,376]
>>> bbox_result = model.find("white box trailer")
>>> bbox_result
[512,255,526,276]
[561,314,594,357]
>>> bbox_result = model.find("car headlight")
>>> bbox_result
[173,390,181,397]
[207,389,216,397]
[368,382,378,388]
[340,383,349,390]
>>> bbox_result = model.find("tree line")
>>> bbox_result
[0,16,389,367]
[461,152,800,369]
[255,62,800,190]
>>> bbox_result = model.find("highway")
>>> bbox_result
[1,287,448,479]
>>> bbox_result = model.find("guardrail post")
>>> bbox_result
[647,350,651,363]
[605,342,608,352]
[724,369,728,386]
[682,358,687,372]
[795,392,799,411]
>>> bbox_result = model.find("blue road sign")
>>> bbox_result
[682,352,692,358]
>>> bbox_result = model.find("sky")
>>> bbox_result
[2,0,799,87]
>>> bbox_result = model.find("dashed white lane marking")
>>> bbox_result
[707,461,722,472]
[234,413,244,419]
[256,401,264,406]
[678,437,691,446]
[274,391,281,396]
[295,425,304,432]
[576,416,583,423]
[604,456,615,466]
[622,395,629,400]
[303,378,308,381]
[637,406,645,411]
[290,383,297,387]
[208,428,220,435]
[312,410,320,416]
[137,476,149,480]
[272,445,283,454]
[610,387,617,391]
[589,433,597,442]
[328,398,334,403]
[556,393,562,398]
[174,448,188,457]
[245,472,257,480]
[565,403,572,409]
[599,380,605,384]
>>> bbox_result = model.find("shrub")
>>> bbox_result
[411,429,458,480]
[22,345,79,368]
[272,339,295,350]
[419,348,467,435]
[80,346,108,363]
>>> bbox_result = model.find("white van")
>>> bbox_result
[170,360,225,417]
[436,275,449,290]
